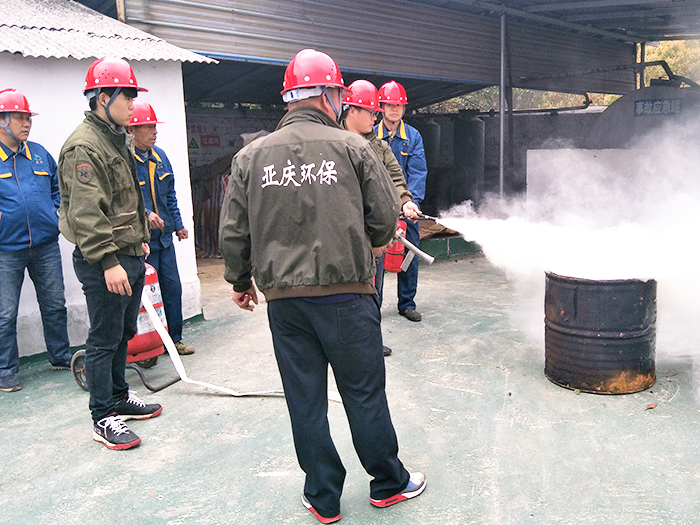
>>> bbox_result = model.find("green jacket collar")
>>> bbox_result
[277,106,342,131]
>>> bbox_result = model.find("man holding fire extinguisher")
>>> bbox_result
[375,81,428,323]
[340,79,420,355]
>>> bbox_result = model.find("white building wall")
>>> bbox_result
[1,54,202,357]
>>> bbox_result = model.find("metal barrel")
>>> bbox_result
[544,272,657,394]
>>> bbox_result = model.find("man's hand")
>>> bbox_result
[104,264,132,296]
[176,228,189,241]
[148,212,165,231]
[372,244,392,258]
[142,243,150,257]
[232,287,258,311]
[402,201,421,220]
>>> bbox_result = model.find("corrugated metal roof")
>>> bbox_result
[116,0,637,108]
[0,0,214,63]
[75,0,700,108]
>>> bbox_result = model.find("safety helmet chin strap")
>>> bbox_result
[0,113,23,148]
[321,87,342,123]
[87,87,124,129]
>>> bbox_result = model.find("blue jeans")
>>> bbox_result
[374,254,385,306]
[146,244,183,342]
[397,219,419,311]
[267,295,409,518]
[72,247,145,422]
[0,240,71,378]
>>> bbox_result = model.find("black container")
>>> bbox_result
[544,272,657,394]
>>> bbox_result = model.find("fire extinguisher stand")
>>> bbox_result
[71,341,182,394]
[71,263,182,393]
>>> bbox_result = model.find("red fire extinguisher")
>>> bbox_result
[384,219,407,273]
[127,263,168,364]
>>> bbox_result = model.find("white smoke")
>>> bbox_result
[439,118,700,356]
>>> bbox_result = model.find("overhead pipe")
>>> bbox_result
[520,60,700,90]
[499,12,505,199]
[476,92,592,116]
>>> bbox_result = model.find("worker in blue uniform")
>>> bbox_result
[0,88,72,392]
[128,100,194,357]
[374,81,428,322]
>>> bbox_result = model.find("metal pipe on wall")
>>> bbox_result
[499,12,505,198]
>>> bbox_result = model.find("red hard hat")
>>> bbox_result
[129,100,163,126]
[343,80,383,112]
[84,57,148,94]
[0,89,38,115]
[281,49,347,95]
[378,81,408,105]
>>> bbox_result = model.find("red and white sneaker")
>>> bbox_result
[301,494,341,524]
[115,391,162,421]
[370,471,426,508]
[92,415,141,450]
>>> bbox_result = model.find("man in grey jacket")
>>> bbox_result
[219,49,426,523]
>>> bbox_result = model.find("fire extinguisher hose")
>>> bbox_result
[141,290,342,402]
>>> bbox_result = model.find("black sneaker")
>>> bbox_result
[383,345,393,357]
[115,391,163,421]
[93,415,141,450]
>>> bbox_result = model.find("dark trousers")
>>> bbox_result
[73,247,145,422]
[267,295,409,517]
[146,244,183,342]
[397,219,419,311]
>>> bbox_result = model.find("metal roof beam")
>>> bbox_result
[564,6,700,23]
[455,0,640,42]
[525,0,700,13]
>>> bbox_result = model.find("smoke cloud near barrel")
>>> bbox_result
[439,119,700,355]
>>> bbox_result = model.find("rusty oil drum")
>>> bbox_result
[544,272,657,394]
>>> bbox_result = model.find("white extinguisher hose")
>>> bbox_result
[141,289,342,402]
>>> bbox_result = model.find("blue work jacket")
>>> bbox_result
[0,141,60,251]
[134,145,184,251]
[375,119,428,205]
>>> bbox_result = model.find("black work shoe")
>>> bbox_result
[93,415,141,450]
[383,345,393,357]
[399,309,422,322]
[137,356,158,368]
[51,358,72,370]
[115,391,163,421]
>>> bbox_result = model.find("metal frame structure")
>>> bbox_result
[73,0,700,196]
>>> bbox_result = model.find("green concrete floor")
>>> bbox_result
[2,256,700,524]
